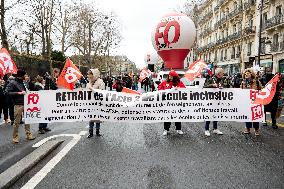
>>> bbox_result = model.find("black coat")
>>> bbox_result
[5,78,26,105]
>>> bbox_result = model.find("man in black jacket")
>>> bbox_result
[5,69,36,144]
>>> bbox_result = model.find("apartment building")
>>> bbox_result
[193,0,284,74]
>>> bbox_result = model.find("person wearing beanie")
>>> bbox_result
[203,67,225,137]
[158,70,185,136]
[86,68,105,137]
[241,68,262,136]
[5,69,35,143]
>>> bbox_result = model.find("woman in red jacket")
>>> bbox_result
[158,70,185,136]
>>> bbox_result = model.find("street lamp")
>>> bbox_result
[257,0,264,67]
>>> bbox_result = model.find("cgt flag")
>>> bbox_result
[184,59,207,81]
[253,74,280,105]
[57,58,82,90]
[0,48,17,75]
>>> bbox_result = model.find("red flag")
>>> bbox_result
[0,61,4,78]
[57,58,82,90]
[122,87,141,95]
[184,59,207,81]
[139,67,151,82]
[0,48,17,75]
[253,74,280,105]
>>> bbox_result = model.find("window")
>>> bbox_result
[263,12,268,24]
[249,19,253,28]
[221,50,224,61]
[276,5,282,16]
[236,45,241,58]
[214,51,218,61]
[224,49,227,60]
[234,2,238,10]
[247,42,252,56]
[273,33,279,44]
[233,24,237,33]
[231,47,235,59]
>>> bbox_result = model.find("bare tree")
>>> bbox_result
[0,0,25,50]
[53,1,74,53]
[69,2,122,68]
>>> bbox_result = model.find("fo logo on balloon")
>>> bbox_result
[155,20,180,50]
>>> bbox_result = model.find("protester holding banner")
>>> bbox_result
[263,73,281,129]
[5,69,35,143]
[241,68,262,136]
[34,75,52,134]
[203,67,224,136]
[86,68,105,138]
[158,70,185,136]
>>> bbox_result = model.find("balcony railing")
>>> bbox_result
[236,53,240,58]
[243,26,256,35]
[229,5,243,19]
[199,11,213,24]
[264,14,284,30]
[228,31,241,41]
[231,54,235,59]
[243,0,256,11]
[270,43,279,52]
[247,51,251,56]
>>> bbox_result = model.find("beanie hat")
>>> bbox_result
[169,70,178,77]
[15,69,26,77]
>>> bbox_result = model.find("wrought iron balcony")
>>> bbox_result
[236,53,240,58]
[198,11,213,24]
[264,14,284,30]
[228,31,241,41]
[231,54,235,59]
[229,5,243,19]
[243,26,256,35]
[243,0,256,11]
[247,51,251,56]
[270,43,279,52]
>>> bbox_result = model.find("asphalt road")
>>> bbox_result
[1,115,283,189]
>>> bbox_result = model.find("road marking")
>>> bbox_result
[32,134,81,148]
[21,131,85,189]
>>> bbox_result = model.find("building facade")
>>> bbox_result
[193,0,284,74]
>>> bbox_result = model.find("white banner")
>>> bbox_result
[24,88,265,124]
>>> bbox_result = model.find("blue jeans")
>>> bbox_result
[245,122,259,130]
[205,121,218,130]
[89,121,100,134]
[39,123,48,129]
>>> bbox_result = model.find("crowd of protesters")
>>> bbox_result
[0,66,283,144]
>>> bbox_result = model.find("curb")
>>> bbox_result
[0,139,64,189]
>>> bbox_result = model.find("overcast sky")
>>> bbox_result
[93,0,188,68]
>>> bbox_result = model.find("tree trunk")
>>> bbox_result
[88,20,92,68]
[41,8,46,57]
[47,0,54,60]
[0,0,9,50]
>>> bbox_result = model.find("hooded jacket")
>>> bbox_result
[86,69,105,90]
